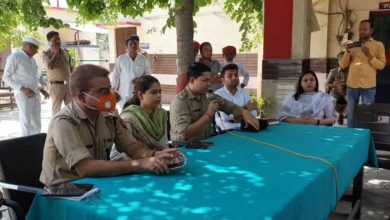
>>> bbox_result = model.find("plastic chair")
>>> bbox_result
[0,133,46,218]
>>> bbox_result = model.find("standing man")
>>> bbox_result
[111,35,151,111]
[42,31,72,115]
[199,42,222,91]
[325,51,348,125]
[170,62,259,142]
[176,41,200,93]
[215,64,257,131]
[3,37,49,136]
[339,20,386,128]
[220,46,250,88]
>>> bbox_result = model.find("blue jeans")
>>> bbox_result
[347,88,376,128]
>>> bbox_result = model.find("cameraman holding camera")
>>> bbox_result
[339,19,386,128]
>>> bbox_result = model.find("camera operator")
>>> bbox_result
[339,19,386,128]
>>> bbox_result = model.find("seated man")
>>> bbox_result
[325,51,348,125]
[220,46,250,88]
[215,64,257,130]
[40,64,178,186]
[170,62,259,142]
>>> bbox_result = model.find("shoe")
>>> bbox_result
[337,114,344,125]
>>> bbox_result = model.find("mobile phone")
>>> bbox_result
[42,183,94,197]
[350,41,362,48]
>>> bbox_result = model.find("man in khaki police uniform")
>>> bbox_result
[170,62,259,142]
[42,31,72,115]
[325,51,348,125]
[40,64,178,186]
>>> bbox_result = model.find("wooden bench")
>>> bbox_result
[0,90,17,110]
[355,103,390,169]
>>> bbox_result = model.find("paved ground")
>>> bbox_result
[0,100,389,219]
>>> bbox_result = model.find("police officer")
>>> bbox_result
[42,31,72,115]
[40,64,178,186]
[170,62,259,142]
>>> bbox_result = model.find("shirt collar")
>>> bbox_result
[19,49,32,59]
[185,87,197,99]
[223,86,239,96]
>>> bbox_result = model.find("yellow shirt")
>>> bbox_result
[339,38,386,89]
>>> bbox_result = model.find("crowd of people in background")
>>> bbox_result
[1,19,386,186]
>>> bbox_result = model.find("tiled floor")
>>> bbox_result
[0,100,389,219]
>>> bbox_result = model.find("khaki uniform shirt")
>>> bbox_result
[339,38,386,88]
[170,87,238,142]
[42,49,72,81]
[40,101,138,186]
[327,67,348,100]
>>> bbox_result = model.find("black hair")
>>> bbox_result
[293,70,319,100]
[199,42,211,53]
[46,31,59,41]
[360,19,373,29]
[187,62,211,79]
[125,35,140,46]
[123,75,160,109]
[221,64,238,77]
[70,64,109,96]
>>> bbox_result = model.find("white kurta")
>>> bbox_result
[3,50,41,136]
[110,53,151,111]
[215,87,257,130]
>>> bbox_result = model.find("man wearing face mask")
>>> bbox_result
[42,31,73,115]
[3,37,50,136]
[40,64,178,186]
[111,35,151,112]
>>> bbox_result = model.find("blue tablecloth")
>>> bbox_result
[27,123,376,220]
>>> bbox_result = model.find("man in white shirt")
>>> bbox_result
[3,37,49,136]
[215,64,257,130]
[220,46,250,88]
[111,35,151,111]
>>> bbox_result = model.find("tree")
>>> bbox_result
[66,0,263,81]
[0,0,263,77]
[0,0,67,50]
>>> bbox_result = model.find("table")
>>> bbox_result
[27,123,377,220]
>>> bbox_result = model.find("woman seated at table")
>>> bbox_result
[278,70,336,126]
[111,75,168,160]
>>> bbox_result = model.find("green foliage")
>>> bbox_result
[66,0,263,52]
[251,95,272,117]
[67,49,80,68]
[224,0,263,52]
[0,0,68,50]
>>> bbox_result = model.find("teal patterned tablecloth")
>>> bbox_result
[27,123,376,220]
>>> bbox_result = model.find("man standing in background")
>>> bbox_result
[176,41,200,93]
[220,46,250,88]
[111,35,151,111]
[43,31,72,115]
[339,20,386,128]
[3,37,49,136]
